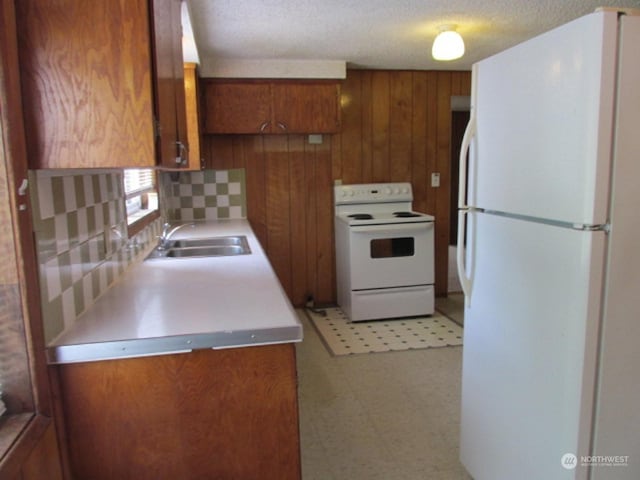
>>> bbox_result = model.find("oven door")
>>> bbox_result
[348,222,434,290]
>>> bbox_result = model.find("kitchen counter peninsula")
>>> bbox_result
[49,220,303,480]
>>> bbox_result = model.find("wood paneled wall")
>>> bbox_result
[202,69,471,307]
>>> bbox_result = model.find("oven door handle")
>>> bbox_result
[351,223,432,234]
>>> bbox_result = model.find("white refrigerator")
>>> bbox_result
[457,9,640,480]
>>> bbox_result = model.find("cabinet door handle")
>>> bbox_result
[259,121,270,132]
[175,141,189,167]
[276,122,287,131]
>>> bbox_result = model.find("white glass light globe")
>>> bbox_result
[432,29,465,61]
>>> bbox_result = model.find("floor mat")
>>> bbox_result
[306,307,463,356]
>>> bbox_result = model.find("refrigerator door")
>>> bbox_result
[467,11,618,226]
[591,14,640,478]
[460,212,605,480]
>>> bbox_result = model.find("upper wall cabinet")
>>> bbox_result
[15,0,186,169]
[203,80,342,134]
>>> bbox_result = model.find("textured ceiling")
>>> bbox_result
[186,0,640,77]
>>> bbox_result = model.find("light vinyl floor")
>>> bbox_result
[296,308,472,480]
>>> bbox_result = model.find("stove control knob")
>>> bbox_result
[384,187,392,195]
[394,188,400,194]
[402,187,409,194]
[348,190,355,196]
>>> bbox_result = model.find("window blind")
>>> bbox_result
[124,169,155,199]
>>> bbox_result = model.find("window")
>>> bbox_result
[370,238,415,258]
[124,168,159,234]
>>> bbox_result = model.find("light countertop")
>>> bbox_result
[47,220,302,364]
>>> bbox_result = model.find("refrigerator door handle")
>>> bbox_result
[458,115,476,209]
[457,113,476,306]
[457,209,473,306]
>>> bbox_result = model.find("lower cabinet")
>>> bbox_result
[56,344,301,479]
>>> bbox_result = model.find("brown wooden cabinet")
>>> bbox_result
[56,344,301,479]
[150,0,189,169]
[16,0,187,169]
[204,80,341,134]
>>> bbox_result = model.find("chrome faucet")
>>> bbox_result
[158,222,192,250]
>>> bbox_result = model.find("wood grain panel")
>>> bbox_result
[58,345,300,480]
[424,72,439,219]
[411,72,429,215]
[451,71,472,96]
[360,71,374,183]
[244,136,268,246]
[207,135,235,170]
[0,3,33,412]
[202,69,470,304]
[272,83,341,133]
[314,137,335,305]
[150,0,178,168]
[1,2,65,476]
[338,72,363,183]
[289,136,308,305]
[389,72,413,182]
[304,142,319,303]
[265,136,292,298]
[20,422,63,480]
[435,72,453,295]
[170,0,187,164]
[371,71,391,181]
[16,0,155,169]
[204,82,272,133]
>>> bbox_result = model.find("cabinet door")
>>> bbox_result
[58,345,301,479]
[183,63,202,170]
[16,0,156,169]
[204,82,272,134]
[272,82,341,133]
[150,0,179,168]
[171,0,189,167]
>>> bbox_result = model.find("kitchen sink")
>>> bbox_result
[165,245,248,258]
[167,236,247,249]
[146,235,251,260]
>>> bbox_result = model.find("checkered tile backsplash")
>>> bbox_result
[30,169,161,344]
[30,168,247,345]
[163,169,246,221]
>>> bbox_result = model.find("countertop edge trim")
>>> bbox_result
[47,326,303,364]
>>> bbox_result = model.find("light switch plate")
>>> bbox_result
[308,134,323,145]
[431,172,441,187]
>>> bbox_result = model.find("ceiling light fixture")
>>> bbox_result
[432,25,465,61]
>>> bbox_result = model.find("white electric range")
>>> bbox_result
[334,182,435,321]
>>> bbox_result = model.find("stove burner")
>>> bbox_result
[393,211,421,218]
[348,213,373,220]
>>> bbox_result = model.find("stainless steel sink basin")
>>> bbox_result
[167,236,247,249]
[146,235,251,260]
[165,245,248,258]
